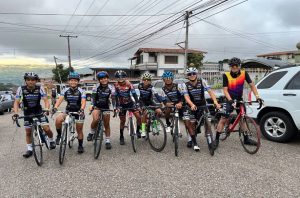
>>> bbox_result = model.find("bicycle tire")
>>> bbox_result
[147,117,167,152]
[130,117,137,153]
[203,116,215,156]
[59,124,68,165]
[94,120,104,159]
[239,115,261,154]
[173,117,179,157]
[31,125,43,166]
[68,124,75,148]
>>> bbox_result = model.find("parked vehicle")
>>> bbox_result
[248,65,300,142]
[0,93,14,115]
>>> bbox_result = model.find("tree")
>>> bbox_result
[52,64,73,83]
[187,53,204,70]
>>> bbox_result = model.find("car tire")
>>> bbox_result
[260,111,296,143]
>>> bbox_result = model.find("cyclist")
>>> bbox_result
[52,72,87,154]
[13,72,56,158]
[113,70,141,145]
[51,87,57,108]
[214,57,263,148]
[138,72,163,137]
[160,71,198,150]
[182,67,221,151]
[87,71,116,149]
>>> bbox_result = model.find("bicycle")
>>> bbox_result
[142,105,167,152]
[117,107,139,153]
[187,104,216,156]
[51,97,56,109]
[13,111,50,166]
[164,106,183,157]
[53,111,79,165]
[89,108,115,159]
[213,100,263,154]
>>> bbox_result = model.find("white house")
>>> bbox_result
[130,48,206,76]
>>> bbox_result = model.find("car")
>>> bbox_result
[0,93,14,115]
[247,65,300,142]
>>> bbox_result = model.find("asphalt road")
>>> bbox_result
[1,107,300,198]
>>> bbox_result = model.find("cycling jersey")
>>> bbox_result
[92,83,116,109]
[60,87,86,112]
[223,70,252,100]
[183,78,210,106]
[161,83,186,104]
[138,83,162,106]
[16,85,47,115]
[114,80,138,106]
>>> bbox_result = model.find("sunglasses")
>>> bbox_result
[163,77,173,80]
[187,72,197,77]
[143,79,151,81]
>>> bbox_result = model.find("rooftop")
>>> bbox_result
[134,48,206,56]
[257,50,298,57]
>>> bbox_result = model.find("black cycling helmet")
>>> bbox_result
[229,57,241,67]
[114,70,127,78]
[24,72,39,80]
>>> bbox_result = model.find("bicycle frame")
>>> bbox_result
[226,103,246,133]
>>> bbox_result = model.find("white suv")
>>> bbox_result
[248,65,300,142]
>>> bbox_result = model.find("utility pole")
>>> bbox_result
[53,56,63,87]
[184,11,191,74]
[59,35,78,69]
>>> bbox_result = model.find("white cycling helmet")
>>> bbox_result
[141,72,152,80]
[186,67,198,74]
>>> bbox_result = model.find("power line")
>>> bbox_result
[62,0,83,33]
[0,12,176,17]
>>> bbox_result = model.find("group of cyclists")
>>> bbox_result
[12,57,264,158]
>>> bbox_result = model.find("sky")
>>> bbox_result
[0,0,299,69]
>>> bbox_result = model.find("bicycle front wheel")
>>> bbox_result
[31,125,43,166]
[239,115,261,154]
[59,124,68,165]
[129,117,137,153]
[200,116,215,156]
[94,121,104,159]
[173,118,179,157]
[147,117,167,152]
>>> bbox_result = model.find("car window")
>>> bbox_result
[257,71,288,89]
[285,71,300,90]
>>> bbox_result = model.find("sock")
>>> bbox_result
[141,123,146,132]
[105,138,110,143]
[56,128,61,137]
[90,128,96,135]
[191,135,197,145]
[78,139,83,147]
[27,144,33,151]
[120,129,124,138]
[187,134,192,142]
[216,132,220,140]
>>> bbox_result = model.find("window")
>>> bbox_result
[257,71,287,89]
[165,56,178,64]
[285,71,300,89]
[140,55,143,64]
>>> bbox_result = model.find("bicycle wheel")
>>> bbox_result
[59,124,68,165]
[31,125,43,166]
[173,118,179,157]
[203,117,215,156]
[239,115,261,154]
[147,117,167,152]
[130,118,137,153]
[68,124,75,148]
[94,121,104,159]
